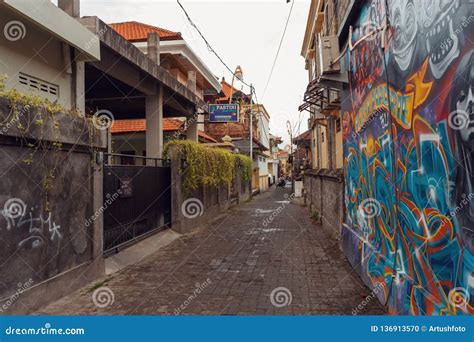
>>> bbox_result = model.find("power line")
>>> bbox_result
[262,0,294,99]
[176,0,252,89]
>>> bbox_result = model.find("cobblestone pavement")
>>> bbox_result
[37,188,385,315]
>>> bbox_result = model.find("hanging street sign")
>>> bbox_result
[208,104,239,123]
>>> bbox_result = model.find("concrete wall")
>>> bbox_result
[168,146,250,234]
[303,170,344,241]
[0,97,105,314]
[0,8,73,109]
[342,0,474,315]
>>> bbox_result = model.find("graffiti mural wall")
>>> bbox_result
[342,0,474,315]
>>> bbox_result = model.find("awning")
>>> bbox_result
[298,73,348,113]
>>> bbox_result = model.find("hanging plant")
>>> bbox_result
[164,140,252,193]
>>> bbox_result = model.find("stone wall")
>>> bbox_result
[303,170,344,241]
[168,146,251,234]
[0,98,106,314]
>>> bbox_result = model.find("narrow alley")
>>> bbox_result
[37,188,384,316]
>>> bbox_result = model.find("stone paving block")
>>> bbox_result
[36,188,385,316]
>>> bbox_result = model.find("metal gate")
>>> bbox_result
[103,154,171,254]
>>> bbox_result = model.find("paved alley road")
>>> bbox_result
[38,188,385,315]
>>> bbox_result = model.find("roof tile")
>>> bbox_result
[109,21,182,42]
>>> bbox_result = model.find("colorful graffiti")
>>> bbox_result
[342,0,474,315]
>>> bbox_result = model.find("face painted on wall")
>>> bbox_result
[452,51,474,145]
[422,0,461,79]
[391,0,417,71]
[451,51,474,256]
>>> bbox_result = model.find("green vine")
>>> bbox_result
[163,140,252,193]
[0,75,98,212]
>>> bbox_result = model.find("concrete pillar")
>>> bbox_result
[75,62,85,114]
[327,116,336,170]
[186,70,198,141]
[146,84,164,163]
[147,32,160,66]
[315,123,321,169]
[58,0,80,18]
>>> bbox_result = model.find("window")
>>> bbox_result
[336,118,341,132]
[321,131,325,143]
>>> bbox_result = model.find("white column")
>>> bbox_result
[186,70,198,141]
[146,84,164,163]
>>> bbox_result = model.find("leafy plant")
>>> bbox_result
[0,75,97,212]
[310,210,321,224]
[163,140,252,194]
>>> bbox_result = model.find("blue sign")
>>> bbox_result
[209,104,239,122]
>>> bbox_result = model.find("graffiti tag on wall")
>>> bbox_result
[342,0,474,315]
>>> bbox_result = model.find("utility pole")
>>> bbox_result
[249,83,253,191]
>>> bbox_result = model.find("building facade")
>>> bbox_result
[339,0,474,315]
[301,0,474,315]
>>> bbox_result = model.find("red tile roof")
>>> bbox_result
[198,131,217,143]
[111,118,217,143]
[216,79,249,103]
[109,21,182,42]
[293,130,312,142]
[111,118,184,133]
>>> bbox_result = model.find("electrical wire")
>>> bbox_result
[176,0,253,89]
[262,0,294,99]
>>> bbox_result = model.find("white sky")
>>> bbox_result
[73,0,311,146]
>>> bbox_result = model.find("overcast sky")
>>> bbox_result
[72,0,311,146]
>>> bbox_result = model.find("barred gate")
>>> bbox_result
[102,154,171,254]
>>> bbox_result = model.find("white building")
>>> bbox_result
[0,0,100,112]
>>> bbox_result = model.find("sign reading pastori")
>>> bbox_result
[208,104,239,122]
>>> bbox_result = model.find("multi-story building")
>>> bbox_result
[268,134,282,184]
[205,78,271,193]
[300,0,345,172]
[301,0,474,315]
[107,21,222,157]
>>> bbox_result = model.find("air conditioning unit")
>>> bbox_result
[317,34,340,74]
